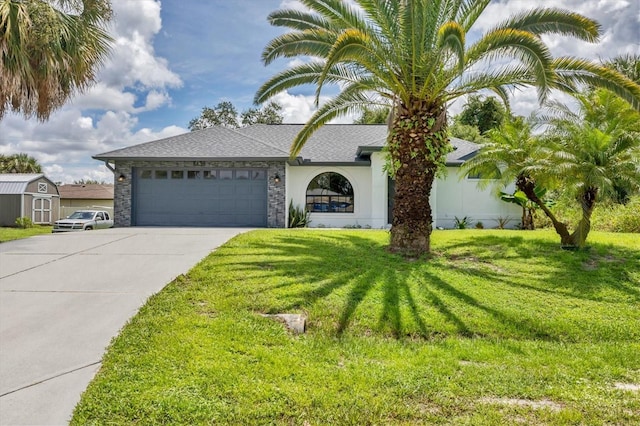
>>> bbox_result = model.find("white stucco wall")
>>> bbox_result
[287,157,521,229]
[435,168,521,229]
[287,163,382,228]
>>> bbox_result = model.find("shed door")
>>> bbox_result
[134,168,268,227]
[33,197,52,224]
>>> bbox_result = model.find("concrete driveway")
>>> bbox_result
[0,227,248,425]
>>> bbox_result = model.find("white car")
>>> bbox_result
[52,210,114,233]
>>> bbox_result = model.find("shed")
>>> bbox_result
[58,184,114,219]
[0,174,60,226]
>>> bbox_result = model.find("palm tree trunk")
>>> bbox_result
[516,174,572,245]
[388,98,449,257]
[567,187,598,247]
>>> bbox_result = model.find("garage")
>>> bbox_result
[133,168,268,226]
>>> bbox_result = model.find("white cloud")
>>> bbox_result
[0,0,185,184]
[144,90,171,111]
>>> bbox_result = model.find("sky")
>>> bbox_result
[0,0,638,184]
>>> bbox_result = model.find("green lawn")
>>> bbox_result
[72,230,640,425]
[0,226,52,242]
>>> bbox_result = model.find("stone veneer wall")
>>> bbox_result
[113,160,286,228]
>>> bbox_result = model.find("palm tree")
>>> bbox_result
[256,0,640,257]
[460,116,550,230]
[1,0,113,120]
[1,153,42,173]
[538,89,640,247]
[606,54,640,85]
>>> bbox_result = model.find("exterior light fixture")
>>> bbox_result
[274,174,281,184]
[117,174,126,182]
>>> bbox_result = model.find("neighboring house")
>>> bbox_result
[93,124,520,229]
[0,173,60,226]
[58,183,114,219]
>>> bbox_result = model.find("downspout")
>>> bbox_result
[102,161,116,174]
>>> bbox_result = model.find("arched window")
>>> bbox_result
[306,172,354,213]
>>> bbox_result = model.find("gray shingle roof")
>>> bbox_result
[94,124,478,165]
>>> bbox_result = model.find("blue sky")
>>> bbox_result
[0,0,638,184]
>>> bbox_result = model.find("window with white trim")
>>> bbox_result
[306,172,354,213]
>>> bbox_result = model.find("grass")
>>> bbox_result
[0,226,52,242]
[72,229,640,425]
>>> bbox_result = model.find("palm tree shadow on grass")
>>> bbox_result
[437,234,640,302]
[228,231,638,341]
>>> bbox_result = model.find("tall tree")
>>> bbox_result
[354,105,390,124]
[0,153,42,173]
[256,0,640,257]
[457,95,506,134]
[240,101,284,126]
[188,101,239,130]
[535,89,640,247]
[448,119,486,143]
[188,100,285,130]
[1,0,113,120]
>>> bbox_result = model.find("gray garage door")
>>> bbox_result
[134,168,268,226]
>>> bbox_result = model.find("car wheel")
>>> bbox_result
[85,226,93,230]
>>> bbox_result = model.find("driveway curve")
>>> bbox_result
[0,227,249,425]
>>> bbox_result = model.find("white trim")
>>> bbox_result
[32,197,52,224]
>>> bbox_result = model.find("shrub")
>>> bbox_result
[288,200,311,228]
[594,196,640,233]
[535,196,640,233]
[15,216,33,229]
[494,216,512,229]
[454,216,470,229]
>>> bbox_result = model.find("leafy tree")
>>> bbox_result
[1,0,113,120]
[240,101,284,126]
[189,100,284,130]
[354,106,390,124]
[534,90,640,247]
[256,0,639,257]
[448,119,486,143]
[0,153,41,173]
[73,179,107,185]
[457,95,506,134]
[188,101,239,130]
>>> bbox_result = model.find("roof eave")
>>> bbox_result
[93,156,290,162]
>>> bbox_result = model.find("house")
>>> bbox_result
[58,183,114,219]
[93,124,520,229]
[0,173,60,226]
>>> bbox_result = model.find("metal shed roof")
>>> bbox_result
[0,174,44,195]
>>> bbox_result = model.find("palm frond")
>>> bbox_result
[290,87,375,157]
[267,8,332,31]
[466,28,555,103]
[436,21,465,74]
[261,30,335,65]
[552,57,640,111]
[493,8,600,42]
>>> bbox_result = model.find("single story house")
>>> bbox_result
[0,173,60,226]
[93,124,519,229]
[58,183,114,219]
